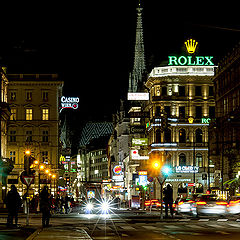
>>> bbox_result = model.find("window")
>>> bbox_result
[196,129,203,143]
[26,108,33,120]
[10,131,16,142]
[155,106,161,116]
[162,86,167,96]
[179,86,185,96]
[10,92,16,101]
[42,108,49,120]
[42,91,48,101]
[196,153,203,167]
[26,91,32,101]
[209,106,215,118]
[42,130,48,142]
[195,106,202,119]
[164,106,171,117]
[195,86,202,96]
[164,128,171,142]
[10,108,17,120]
[41,151,48,164]
[9,151,16,163]
[26,131,32,142]
[179,153,186,166]
[179,129,186,143]
[156,129,161,143]
[179,106,185,119]
[209,86,214,96]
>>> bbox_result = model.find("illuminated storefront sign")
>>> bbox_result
[138,171,148,186]
[132,138,148,146]
[168,38,214,66]
[176,166,199,173]
[127,92,149,100]
[201,117,211,124]
[168,56,214,66]
[113,165,122,175]
[60,96,79,111]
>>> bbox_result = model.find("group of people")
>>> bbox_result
[5,185,72,228]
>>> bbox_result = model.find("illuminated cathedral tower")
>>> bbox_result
[128,1,146,93]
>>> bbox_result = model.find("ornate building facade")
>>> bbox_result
[7,74,63,196]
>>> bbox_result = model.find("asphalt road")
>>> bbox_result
[1,212,240,239]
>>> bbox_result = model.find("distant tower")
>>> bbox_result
[129,0,146,93]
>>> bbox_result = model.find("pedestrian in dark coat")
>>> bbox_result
[40,186,51,227]
[6,185,22,227]
[163,184,173,218]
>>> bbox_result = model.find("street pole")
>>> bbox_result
[26,186,29,226]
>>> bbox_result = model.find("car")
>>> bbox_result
[177,198,196,215]
[228,196,240,214]
[195,194,228,216]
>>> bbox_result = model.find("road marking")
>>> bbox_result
[187,224,205,229]
[198,219,209,221]
[179,219,190,222]
[208,224,223,228]
[217,219,228,222]
[120,225,136,230]
[142,225,157,230]
[164,225,180,229]
[97,225,112,230]
[227,223,240,228]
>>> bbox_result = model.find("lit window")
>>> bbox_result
[42,108,49,120]
[10,108,17,120]
[26,108,33,120]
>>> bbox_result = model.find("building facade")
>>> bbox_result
[145,64,216,199]
[7,74,63,196]
[210,44,240,192]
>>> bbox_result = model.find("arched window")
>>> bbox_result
[164,128,171,142]
[196,129,203,143]
[156,129,161,143]
[179,129,186,143]
[196,153,203,167]
[179,153,186,166]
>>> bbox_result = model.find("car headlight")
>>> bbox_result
[86,203,93,211]
[101,202,109,212]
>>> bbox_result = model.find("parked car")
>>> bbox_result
[195,194,228,216]
[228,196,240,214]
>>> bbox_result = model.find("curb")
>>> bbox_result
[25,228,42,240]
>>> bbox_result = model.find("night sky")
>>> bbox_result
[0,1,240,125]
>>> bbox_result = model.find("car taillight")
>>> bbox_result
[196,201,207,205]
[188,200,195,203]
[156,202,161,207]
[145,202,150,206]
[178,201,184,205]
[216,201,228,205]
[229,200,240,206]
[173,203,176,208]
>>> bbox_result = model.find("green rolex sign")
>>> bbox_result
[168,56,214,66]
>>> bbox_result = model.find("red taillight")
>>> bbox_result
[216,201,228,205]
[178,201,184,205]
[156,202,161,207]
[145,202,150,206]
[230,200,240,206]
[173,203,176,208]
[188,200,195,203]
[196,201,207,205]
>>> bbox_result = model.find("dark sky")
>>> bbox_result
[1,1,240,123]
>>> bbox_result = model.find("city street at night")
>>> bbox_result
[1,211,240,239]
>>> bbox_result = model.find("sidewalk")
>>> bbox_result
[27,226,93,240]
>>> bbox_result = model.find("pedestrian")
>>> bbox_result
[40,186,51,227]
[6,185,22,227]
[163,184,173,218]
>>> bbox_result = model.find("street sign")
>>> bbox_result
[20,171,35,186]
[22,176,35,186]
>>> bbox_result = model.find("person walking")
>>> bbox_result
[40,186,51,227]
[163,184,173,218]
[6,185,22,227]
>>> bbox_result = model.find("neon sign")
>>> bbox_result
[168,38,214,66]
[60,96,79,112]
[168,56,214,66]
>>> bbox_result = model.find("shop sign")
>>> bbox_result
[113,165,122,175]
[201,117,211,124]
[127,92,149,100]
[87,190,95,199]
[60,96,79,111]
[176,166,199,173]
[168,39,214,66]
[132,138,148,146]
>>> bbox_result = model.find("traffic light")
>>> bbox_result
[161,165,172,178]
[147,151,164,177]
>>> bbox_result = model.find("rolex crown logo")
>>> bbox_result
[185,39,198,54]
